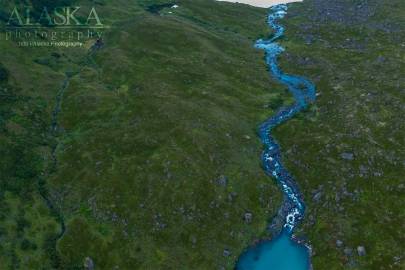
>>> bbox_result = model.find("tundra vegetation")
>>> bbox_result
[0,0,403,269]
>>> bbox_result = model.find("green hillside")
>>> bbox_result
[0,0,403,269]
[277,0,405,269]
[0,0,283,269]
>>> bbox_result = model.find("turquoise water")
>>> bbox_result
[236,4,316,270]
[236,231,309,270]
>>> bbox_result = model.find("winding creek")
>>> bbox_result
[40,46,102,264]
[236,4,316,270]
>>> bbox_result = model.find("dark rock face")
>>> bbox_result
[267,199,298,236]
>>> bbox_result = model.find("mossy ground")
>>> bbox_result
[0,0,403,269]
[275,0,404,269]
[1,0,284,269]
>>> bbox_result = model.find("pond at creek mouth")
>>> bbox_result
[236,4,316,270]
[236,230,309,270]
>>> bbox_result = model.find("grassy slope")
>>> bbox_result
[0,0,403,269]
[0,27,87,268]
[53,1,288,269]
[0,7,116,267]
[275,0,404,269]
[51,1,290,269]
[1,0,287,269]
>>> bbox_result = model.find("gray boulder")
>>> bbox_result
[344,247,353,257]
[84,257,95,270]
[312,192,323,203]
[357,246,366,256]
[223,249,231,257]
[341,152,354,160]
[217,175,228,186]
[244,212,253,224]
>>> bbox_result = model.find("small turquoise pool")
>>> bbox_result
[236,230,309,270]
